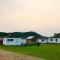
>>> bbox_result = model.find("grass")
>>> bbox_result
[0,44,60,60]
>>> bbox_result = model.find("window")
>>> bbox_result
[42,39,44,42]
[56,38,57,42]
[50,39,53,41]
[7,39,10,41]
[7,39,13,41]
[11,39,13,41]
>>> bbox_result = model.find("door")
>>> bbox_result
[0,38,3,45]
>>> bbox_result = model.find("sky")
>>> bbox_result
[0,0,60,36]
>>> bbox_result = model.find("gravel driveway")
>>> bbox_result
[0,50,44,60]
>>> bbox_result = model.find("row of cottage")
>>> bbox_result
[0,36,60,45]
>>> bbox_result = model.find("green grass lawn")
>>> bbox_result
[0,44,60,60]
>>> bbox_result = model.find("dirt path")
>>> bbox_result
[0,50,44,60]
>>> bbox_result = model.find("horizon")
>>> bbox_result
[0,0,60,37]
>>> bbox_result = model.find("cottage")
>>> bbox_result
[37,37,60,44]
[37,37,48,43]
[48,38,60,43]
[3,38,26,45]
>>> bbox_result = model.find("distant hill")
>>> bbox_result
[12,31,42,38]
[0,31,43,38]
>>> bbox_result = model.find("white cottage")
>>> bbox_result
[48,38,60,43]
[37,37,60,44]
[3,38,26,45]
[37,38,48,43]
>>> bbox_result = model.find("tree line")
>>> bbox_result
[0,32,60,38]
[0,31,42,38]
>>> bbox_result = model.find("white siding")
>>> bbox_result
[37,38,60,43]
[3,38,26,45]
[48,38,56,43]
[37,39,47,43]
[56,38,60,43]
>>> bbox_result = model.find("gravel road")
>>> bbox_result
[0,50,44,60]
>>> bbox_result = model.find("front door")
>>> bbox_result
[0,40,3,45]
